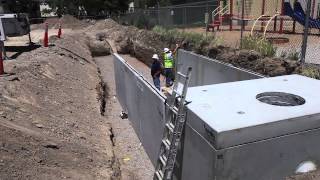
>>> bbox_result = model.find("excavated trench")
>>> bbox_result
[0,32,125,179]
[87,28,154,178]
[93,55,154,180]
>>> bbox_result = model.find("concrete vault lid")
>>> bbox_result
[186,75,320,149]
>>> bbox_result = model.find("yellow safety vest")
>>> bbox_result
[164,53,174,68]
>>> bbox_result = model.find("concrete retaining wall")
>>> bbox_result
[113,54,166,165]
[177,50,265,87]
[114,51,266,166]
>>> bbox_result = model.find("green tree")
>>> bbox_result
[4,0,41,18]
[46,0,129,17]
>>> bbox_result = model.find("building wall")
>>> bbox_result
[40,4,57,17]
[312,0,320,18]
[230,0,318,19]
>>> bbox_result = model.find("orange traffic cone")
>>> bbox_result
[58,23,62,38]
[0,50,4,75]
[44,22,49,47]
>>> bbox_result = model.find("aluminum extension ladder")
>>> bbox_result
[154,67,192,180]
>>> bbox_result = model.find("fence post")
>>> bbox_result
[230,0,233,31]
[300,0,312,63]
[279,0,284,33]
[183,7,187,27]
[157,1,160,25]
[205,2,209,36]
[0,44,3,75]
[240,0,245,48]
[261,0,266,32]
[311,0,316,18]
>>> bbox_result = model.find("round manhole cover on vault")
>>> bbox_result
[256,92,306,107]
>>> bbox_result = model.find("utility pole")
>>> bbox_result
[300,0,312,63]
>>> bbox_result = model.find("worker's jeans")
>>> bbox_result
[164,68,173,87]
[153,76,160,90]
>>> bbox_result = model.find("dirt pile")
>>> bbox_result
[58,15,88,29]
[0,34,120,179]
[86,19,168,66]
[209,48,301,77]
[86,32,112,56]
[32,15,89,30]
[287,170,320,180]
[88,19,120,31]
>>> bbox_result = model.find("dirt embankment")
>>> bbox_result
[0,34,120,179]
[31,15,90,30]
[208,47,302,77]
[84,19,168,66]
[87,19,319,78]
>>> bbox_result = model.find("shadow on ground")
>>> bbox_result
[5,44,41,59]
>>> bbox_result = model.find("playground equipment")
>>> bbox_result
[284,0,320,29]
[207,0,282,32]
[207,0,320,34]
[207,1,230,31]
[251,13,280,37]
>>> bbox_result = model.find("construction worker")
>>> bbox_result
[163,44,179,87]
[151,54,161,90]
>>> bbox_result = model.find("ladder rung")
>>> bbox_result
[162,139,171,150]
[154,67,192,180]
[177,72,187,79]
[169,106,178,115]
[173,89,181,95]
[166,122,175,133]
[159,155,167,166]
[155,170,164,180]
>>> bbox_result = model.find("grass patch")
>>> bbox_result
[120,12,157,29]
[152,26,223,51]
[301,66,320,79]
[241,35,276,57]
[280,49,300,61]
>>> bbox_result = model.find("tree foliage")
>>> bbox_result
[46,0,130,17]
[134,0,198,7]
[3,0,41,18]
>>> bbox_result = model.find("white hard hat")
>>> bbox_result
[152,54,159,60]
[164,48,170,53]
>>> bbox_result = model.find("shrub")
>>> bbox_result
[241,35,276,57]
[120,12,157,29]
[287,50,300,61]
[279,49,300,61]
[301,66,320,79]
[152,26,222,52]
[134,13,157,29]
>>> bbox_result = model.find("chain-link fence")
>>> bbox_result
[120,1,218,28]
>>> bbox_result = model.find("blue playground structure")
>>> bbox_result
[284,0,320,29]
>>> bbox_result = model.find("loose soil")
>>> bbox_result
[31,15,89,30]
[95,56,154,180]
[1,17,155,180]
[0,34,119,179]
